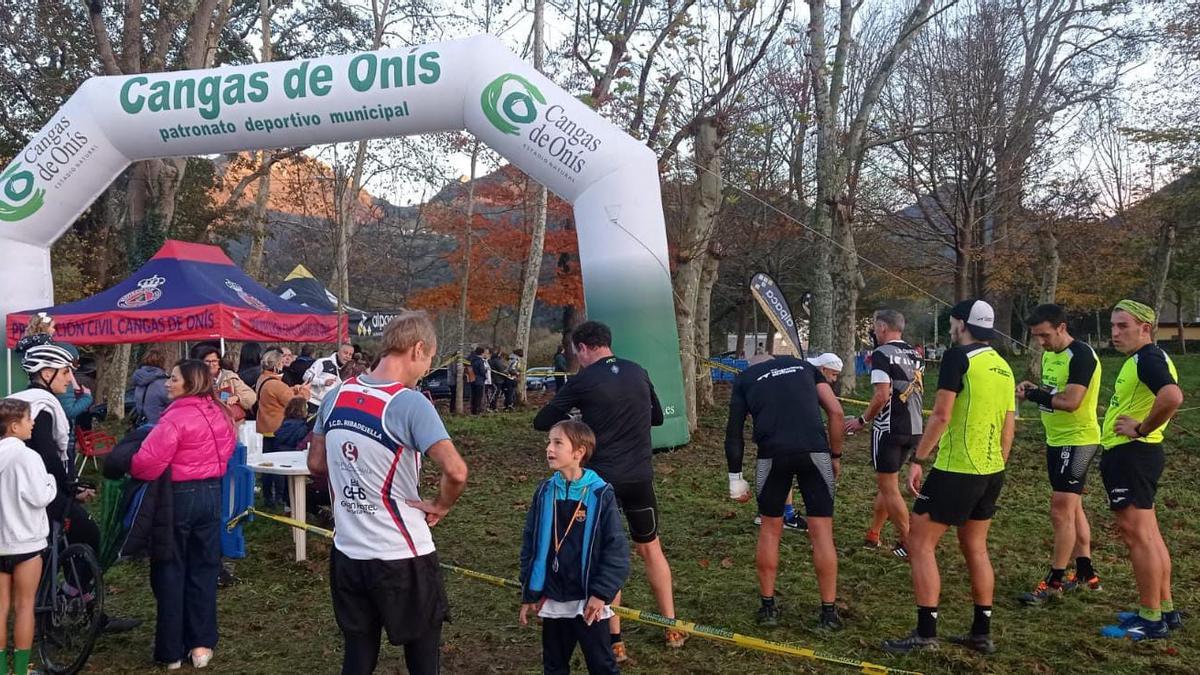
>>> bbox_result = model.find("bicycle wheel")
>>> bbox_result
[38,543,105,675]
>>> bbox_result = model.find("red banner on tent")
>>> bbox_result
[5,240,345,347]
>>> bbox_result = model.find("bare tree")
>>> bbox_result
[83,0,237,418]
[513,0,548,406]
[805,0,938,394]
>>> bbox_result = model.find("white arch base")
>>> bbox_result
[0,34,688,446]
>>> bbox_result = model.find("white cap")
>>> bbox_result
[950,299,995,339]
[807,353,844,372]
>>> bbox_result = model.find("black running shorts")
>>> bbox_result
[0,549,43,574]
[757,453,835,518]
[609,480,660,544]
[912,468,1005,526]
[1099,441,1164,511]
[1046,444,1098,494]
[871,431,919,474]
[330,547,448,645]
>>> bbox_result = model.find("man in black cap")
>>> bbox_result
[883,299,1015,655]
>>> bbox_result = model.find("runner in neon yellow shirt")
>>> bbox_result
[1097,300,1184,641]
[883,299,1015,656]
[1015,304,1103,605]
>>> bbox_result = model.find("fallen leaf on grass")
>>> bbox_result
[698,559,710,569]
[720,557,734,569]
[719,510,737,520]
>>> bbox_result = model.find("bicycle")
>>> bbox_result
[34,493,105,674]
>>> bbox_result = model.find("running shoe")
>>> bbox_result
[1100,615,1168,641]
[784,513,809,532]
[1165,610,1183,631]
[863,531,882,549]
[892,542,909,560]
[1117,610,1183,631]
[948,633,996,654]
[757,604,781,627]
[881,631,939,654]
[665,628,688,648]
[753,514,762,526]
[818,607,843,631]
[611,641,628,664]
[1018,580,1063,606]
[1063,571,1102,592]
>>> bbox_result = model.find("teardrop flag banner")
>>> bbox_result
[750,272,804,357]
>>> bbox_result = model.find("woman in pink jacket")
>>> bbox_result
[132,359,235,670]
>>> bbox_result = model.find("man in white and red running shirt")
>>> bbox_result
[308,311,468,675]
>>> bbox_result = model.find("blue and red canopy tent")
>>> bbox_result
[5,240,345,348]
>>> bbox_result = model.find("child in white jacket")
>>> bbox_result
[0,398,57,675]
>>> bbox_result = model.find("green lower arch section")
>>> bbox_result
[582,266,689,448]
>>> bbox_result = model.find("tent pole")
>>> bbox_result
[220,337,226,356]
[6,347,11,395]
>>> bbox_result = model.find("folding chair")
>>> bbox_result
[76,428,117,473]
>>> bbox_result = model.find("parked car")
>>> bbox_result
[525,367,556,391]
[419,367,452,400]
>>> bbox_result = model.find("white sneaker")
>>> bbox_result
[166,662,183,670]
[191,649,213,668]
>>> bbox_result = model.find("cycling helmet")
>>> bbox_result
[22,343,75,374]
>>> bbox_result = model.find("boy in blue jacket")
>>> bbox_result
[520,420,630,674]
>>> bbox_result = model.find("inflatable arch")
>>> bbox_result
[0,34,688,446]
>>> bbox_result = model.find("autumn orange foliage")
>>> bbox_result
[407,165,583,320]
[210,151,380,225]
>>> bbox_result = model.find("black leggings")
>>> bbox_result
[64,501,101,588]
[342,625,441,675]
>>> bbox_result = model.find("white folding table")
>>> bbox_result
[247,451,312,561]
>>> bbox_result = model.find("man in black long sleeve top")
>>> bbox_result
[14,344,140,634]
[725,354,846,630]
[533,321,681,660]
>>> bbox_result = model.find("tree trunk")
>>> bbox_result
[513,0,548,407]
[807,186,835,353]
[244,2,273,281]
[830,201,861,396]
[1174,290,1186,354]
[695,247,720,409]
[735,293,748,358]
[671,118,723,432]
[1026,220,1062,378]
[1151,222,1176,326]
[103,344,131,421]
[244,151,272,279]
[453,142,481,415]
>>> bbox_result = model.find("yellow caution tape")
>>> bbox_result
[702,358,746,374]
[231,508,921,674]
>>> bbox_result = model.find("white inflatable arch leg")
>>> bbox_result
[0,34,688,446]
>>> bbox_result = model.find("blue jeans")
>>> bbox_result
[150,479,222,663]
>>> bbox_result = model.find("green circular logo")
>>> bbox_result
[0,163,46,222]
[481,73,546,136]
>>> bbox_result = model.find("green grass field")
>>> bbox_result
[82,354,1200,674]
